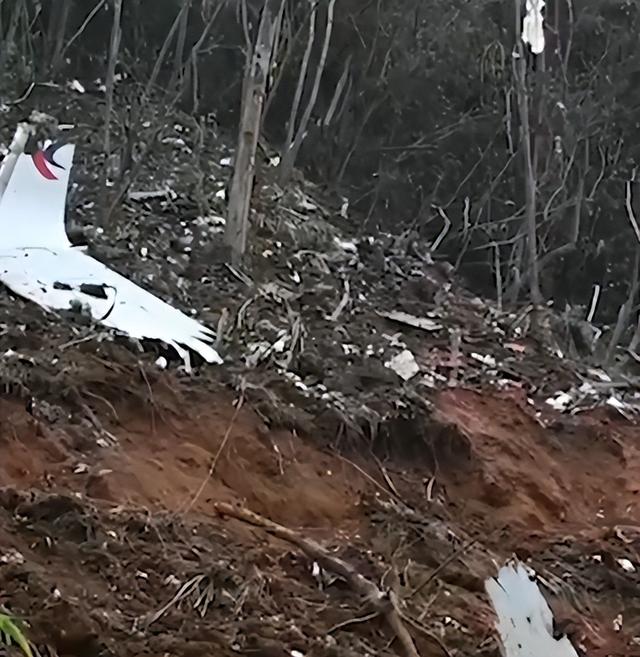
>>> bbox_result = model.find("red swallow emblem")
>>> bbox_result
[32,142,65,180]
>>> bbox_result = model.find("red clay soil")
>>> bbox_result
[0,381,638,656]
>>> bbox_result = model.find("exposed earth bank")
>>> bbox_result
[1,375,638,657]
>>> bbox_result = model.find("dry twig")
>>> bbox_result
[182,389,245,514]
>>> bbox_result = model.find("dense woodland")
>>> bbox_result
[1,0,639,330]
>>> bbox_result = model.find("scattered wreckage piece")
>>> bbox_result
[485,560,580,657]
[0,126,221,366]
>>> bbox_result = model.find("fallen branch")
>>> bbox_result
[214,502,421,657]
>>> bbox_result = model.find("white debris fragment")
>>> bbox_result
[385,349,420,381]
[378,310,443,332]
[470,352,496,367]
[606,395,626,411]
[70,79,86,94]
[614,613,623,632]
[0,549,25,565]
[0,136,222,366]
[219,156,232,167]
[522,0,545,55]
[545,391,573,412]
[485,561,580,657]
[128,189,171,202]
[617,558,635,573]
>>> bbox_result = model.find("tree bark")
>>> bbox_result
[225,0,284,265]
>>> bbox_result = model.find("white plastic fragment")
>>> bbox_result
[485,561,579,657]
[0,131,222,366]
[617,558,635,573]
[385,349,420,381]
[70,79,86,94]
[545,391,572,412]
[470,352,496,367]
[522,0,545,55]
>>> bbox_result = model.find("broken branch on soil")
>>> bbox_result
[214,502,422,657]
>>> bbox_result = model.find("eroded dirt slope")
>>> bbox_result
[1,376,638,657]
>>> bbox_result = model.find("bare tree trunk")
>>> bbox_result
[323,53,351,127]
[225,0,285,265]
[0,0,22,73]
[278,0,336,186]
[281,0,317,174]
[102,0,123,223]
[50,0,73,75]
[170,0,192,90]
[513,0,542,307]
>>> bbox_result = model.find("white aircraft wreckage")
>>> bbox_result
[485,561,581,657]
[0,123,221,367]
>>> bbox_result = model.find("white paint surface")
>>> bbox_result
[485,561,579,657]
[0,136,221,364]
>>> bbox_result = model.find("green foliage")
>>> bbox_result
[0,612,32,657]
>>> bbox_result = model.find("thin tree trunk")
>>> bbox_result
[514,0,542,306]
[278,0,336,186]
[0,0,22,73]
[323,52,351,127]
[102,0,123,223]
[170,0,192,90]
[281,0,317,174]
[225,0,285,264]
[50,0,73,75]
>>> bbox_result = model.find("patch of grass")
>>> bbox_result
[0,612,32,657]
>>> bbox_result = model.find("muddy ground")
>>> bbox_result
[0,86,639,657]
[1,378,639,657]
